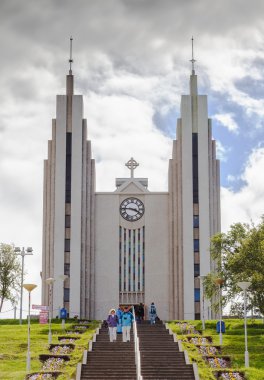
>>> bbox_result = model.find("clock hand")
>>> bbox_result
[125,207,139,212]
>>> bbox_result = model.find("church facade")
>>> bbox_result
[41,66,220,321]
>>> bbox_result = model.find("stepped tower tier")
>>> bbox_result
[168,69,220,320]
[41,62,96,318]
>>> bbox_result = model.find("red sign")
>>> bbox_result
[39,311,49,324]
[33,304,49,311]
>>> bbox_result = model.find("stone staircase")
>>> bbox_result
[80,321,195,380]
[80,326,137,379]
[137,321,195,379]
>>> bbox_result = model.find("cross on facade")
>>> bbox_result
[125,157,139,178]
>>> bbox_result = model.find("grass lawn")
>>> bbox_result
[0,319,98,380]
[169,319,264,380]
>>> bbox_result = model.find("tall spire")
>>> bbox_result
[67,37,74,95]
[69,36,73,74]
[190,36,196,75]
[189,36,197,96]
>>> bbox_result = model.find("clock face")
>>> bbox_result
[120,197,145,221]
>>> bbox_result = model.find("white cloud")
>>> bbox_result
[216,140,230,162]
[221,147,264,231]
[85,92,172,191]
[214,113,239,133]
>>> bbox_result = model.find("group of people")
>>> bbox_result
[106,306,134,342]
[106,302,158,342]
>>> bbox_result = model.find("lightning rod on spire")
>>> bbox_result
[69,36,73,74]
[190,36,196,74]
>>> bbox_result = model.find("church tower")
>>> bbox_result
[41,39,95,318]
[168,43,220,320]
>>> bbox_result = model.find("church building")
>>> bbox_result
[41,54,220,321]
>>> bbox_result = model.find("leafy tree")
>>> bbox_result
[229,302,244,318]
[0,243,22,311]
[204,218,264,315]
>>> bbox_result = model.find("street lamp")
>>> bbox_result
[199,275,206,330]
[23,283,37,372]
[15,247,33,325]
[45,277,55,344]
[238,281,251,367]
[215,278,224,345]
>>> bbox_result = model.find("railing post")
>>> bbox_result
[132,307,142,380]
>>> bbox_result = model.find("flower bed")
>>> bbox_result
[58,337,78,343]
[175,322,201,335]
[204,356,231,369]
[65,330,84,334]
[214,371,245,380]
[42,357,65,371]
[50,345,73,355]
[78,320,91,325]
[39,354,71,363]
[187,336,213,344]
[197,345,221,355]
[26,371,61,380]
[73,325,88,330]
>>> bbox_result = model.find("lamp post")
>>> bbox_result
[15,247,33,325]
[238,281,251,367]
[215,278,224,345]
[23,283,37,372]
[45,277,55,344]
[199,275,206,330]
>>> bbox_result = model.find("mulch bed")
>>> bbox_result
[39,354,71,362]
[213,370,245,379]
[186,335,213,343]
[49,343,75,350]
[204,355,232,368]
[58,336,80,341]
[25,372,62,379]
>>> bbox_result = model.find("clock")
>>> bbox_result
[120,197,145,221]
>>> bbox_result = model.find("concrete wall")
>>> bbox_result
[144,194,169,320]
[95,194,120,319]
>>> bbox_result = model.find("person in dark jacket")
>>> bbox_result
[138,303,145,323]
[106,308,119,342]
[149,302,157,325]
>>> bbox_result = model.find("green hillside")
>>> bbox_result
[169,319,264,380]
[0,319,97,380]
[0,318,263,380]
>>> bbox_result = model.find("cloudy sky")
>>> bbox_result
[1,0,264,317]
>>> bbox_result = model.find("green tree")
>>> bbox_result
[204,218,264,315]
[0,243,22,311]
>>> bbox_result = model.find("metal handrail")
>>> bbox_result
[132,307,142,380]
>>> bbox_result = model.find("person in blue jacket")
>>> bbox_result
[121,306,134,342]
[116,306,123,334]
